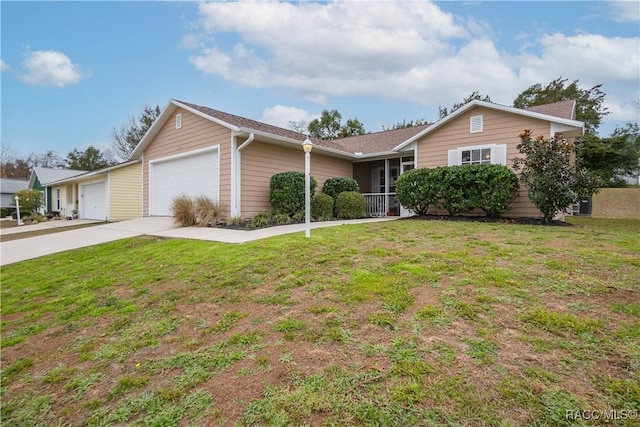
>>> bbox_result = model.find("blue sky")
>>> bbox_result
[2,1,639,159]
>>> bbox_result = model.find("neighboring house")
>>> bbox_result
[48,160,142,221]
[0,178,29,211]
[28,167,88,214]
[130,99,584,220]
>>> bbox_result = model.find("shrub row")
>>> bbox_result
[269,173,365,221]
[395,165,520,217]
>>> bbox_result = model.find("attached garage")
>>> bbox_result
[149,148,219,216]
[81,181,106,220]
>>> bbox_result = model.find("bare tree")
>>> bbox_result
[111,105,161,162]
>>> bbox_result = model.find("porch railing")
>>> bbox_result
[363,193,395,217]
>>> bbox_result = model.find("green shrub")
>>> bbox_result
[0,208,7,217]
[170,194,197,227]
[395,168,440,216]
[12,189,44,214]
[194,195,221,227]
[335,191,366,219]
[269,172,317,216]
[311,193,334,221]
[395,165,520,217]
[437,166,475,216]
[322,177,359,201]
[250,212,271,228]
[468,164,520,218]
[271,213,292,225]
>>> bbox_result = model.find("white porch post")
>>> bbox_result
[384,158,389,215]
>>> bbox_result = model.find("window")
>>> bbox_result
[470,115,483,133]
[56,189,61,210]
[176,113,182,129]
[461,148,492,165]
[448,144,507,166]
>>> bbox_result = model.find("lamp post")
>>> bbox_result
[14,195,23,226]
[302,136,313,238]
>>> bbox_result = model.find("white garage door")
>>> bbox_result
[82,182,106,220]
[150,150,218,216]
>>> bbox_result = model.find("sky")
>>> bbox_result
[1,0,639,159]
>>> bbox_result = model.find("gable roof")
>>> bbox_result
[131,98,584,160]
[0,178,29,194]
[29,167,88,188]
[393,100,584,152]
[524,100,576,120]
[48,160,141,186]
[332,125,431,155]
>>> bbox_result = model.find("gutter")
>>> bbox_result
[237,132,255,151]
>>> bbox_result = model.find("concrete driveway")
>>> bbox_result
[0,217,397,266]
[0,217,175,266]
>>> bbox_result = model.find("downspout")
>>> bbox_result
[234,132,255,217]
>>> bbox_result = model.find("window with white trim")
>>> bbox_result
[448,144,507,166]
[470,115,483,133]
[56,189,61,210]
[176,113,182,129]
[461,147,492,165]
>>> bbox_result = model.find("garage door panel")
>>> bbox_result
[83,182,106,220]
[151,151,218,216]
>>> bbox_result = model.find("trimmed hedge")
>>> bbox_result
[322,177,360,200]
[269,172,317,216]
[395,165,519,217]
[335,191,366,219]
[312,193,334,221]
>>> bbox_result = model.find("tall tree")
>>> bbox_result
[439,91,492,119]
[577,122,640,186]
[382,118,430,131]
[308,109,366,140]
[66,146,112,171]
[1,144,31,179]
[513,77,609,134]
[27,150,65,169]
[111,105,161,161]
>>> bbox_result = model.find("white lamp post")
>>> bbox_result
[14,195,23,226]
[302,136,313,238]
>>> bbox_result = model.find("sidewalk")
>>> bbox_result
[0,217,398,266]
[0,219,103,236]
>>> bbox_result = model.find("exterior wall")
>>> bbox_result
[109,163,142,221]
[240,141,352,218]
[591,188,640,219]
[142,108,232,217]
[416,106,561,218]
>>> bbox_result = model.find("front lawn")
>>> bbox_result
[1,217,638,425]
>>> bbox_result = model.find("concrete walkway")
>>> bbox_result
[0,217,398,266]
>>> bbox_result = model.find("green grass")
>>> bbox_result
[1,217,639,425]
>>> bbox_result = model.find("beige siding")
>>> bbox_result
[143,108,232,217]
[416,107,563,218]
[50,184,74,216]
[109,163,142,221]
[240,141,352,218]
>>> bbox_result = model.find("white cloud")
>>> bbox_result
[20,50,87,87]
[187,1,639,126]
[609,1,640,23]
[259,105,316,130]
[0,60,10,72]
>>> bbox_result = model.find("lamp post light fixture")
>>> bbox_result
[14,195,23,226]
[302,136,313,238]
